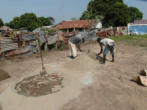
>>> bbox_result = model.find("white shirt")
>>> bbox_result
[100,38,114,46]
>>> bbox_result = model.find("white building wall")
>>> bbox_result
[96,22,102,29]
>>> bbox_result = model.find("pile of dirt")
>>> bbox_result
[64,54,97,71]
[15,73,63,97]
[0,69,10,81]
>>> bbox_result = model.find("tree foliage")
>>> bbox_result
[70,17,79,20]
[37,17,54,27]
[6,13,55,31]
[19,13,38,31]
[0,18,4,27]
[80,0,143,27]
[5,17,20,29]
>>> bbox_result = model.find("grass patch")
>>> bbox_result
[111,35,147,47]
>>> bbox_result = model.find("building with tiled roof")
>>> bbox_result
[128,19,147,35]
[134,20,147,24]
[56,20,102,32]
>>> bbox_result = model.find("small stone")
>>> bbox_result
[139,76,147,87]
[139,70,147,76]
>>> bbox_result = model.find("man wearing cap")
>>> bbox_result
[68,34,85,59]
[97,37,115,63]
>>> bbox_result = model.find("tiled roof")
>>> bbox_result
[134,20,147,24]
[56,20,96,29]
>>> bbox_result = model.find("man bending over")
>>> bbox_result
[68,35,85,59]
[97,37,115,63]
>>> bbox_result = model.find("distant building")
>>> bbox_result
[128,20,147,35]
[0,26,13,32]
[56,20,102,32]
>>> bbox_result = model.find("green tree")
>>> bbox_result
[6,17,20,29]
[19,13,38,31]
[128,7,143,22]
[6,13,55,31]
[80,0,143,27]
[47,17,55,24]
[37,17,54,27]
[0,18,4,27]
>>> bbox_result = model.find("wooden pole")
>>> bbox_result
[36,33,47,75]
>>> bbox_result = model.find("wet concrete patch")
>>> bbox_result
[15,73,63,97]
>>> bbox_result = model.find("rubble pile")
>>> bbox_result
[15,73,64,97]
[0,37,18,56]
[97,27,127,37]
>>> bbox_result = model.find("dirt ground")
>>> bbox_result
[0,42,147,110]
[0,69,10,81]
[0,104,2,110]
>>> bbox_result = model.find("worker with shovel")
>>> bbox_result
[97,37,115,64]
[68,34,85,59]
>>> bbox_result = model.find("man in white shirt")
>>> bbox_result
[97,37,115,63]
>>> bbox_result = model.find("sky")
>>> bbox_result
[0,0,147,24]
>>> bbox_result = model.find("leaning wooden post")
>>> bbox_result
[36,33,47,75]
[44,32,49,51]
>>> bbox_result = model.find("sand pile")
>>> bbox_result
[15,73,63,97]
[0,69,10,81]
[64,54,98,72]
